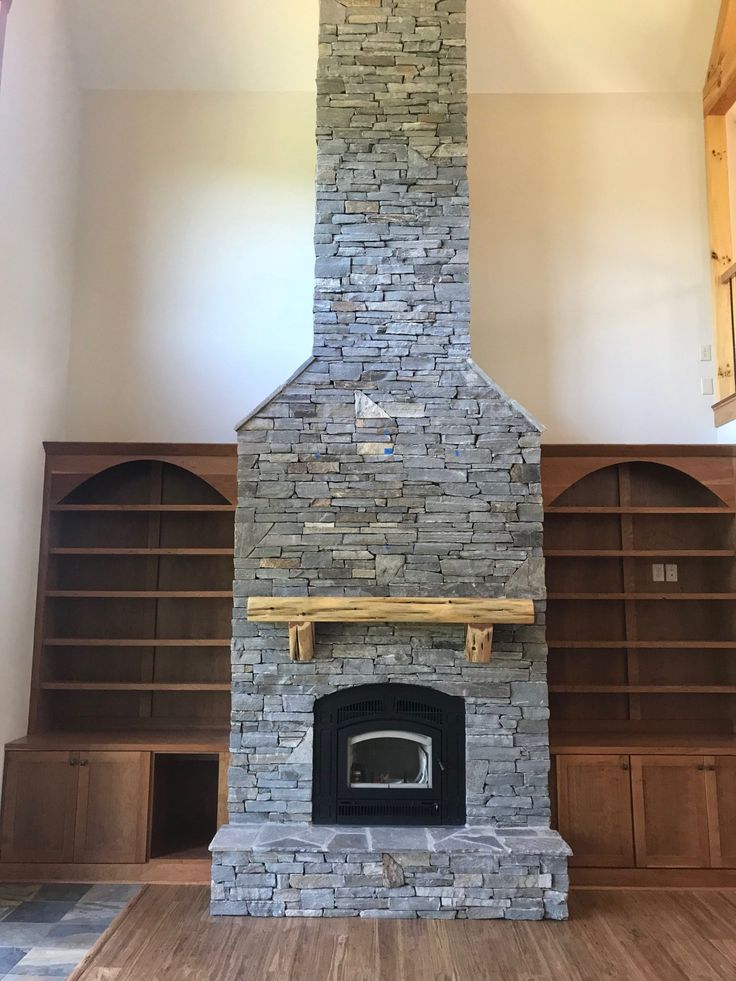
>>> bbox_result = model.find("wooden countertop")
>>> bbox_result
[6,730,229,753]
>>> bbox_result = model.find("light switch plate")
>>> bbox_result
[652,563,665,582]
[701,378,715,396]
[700,344,712,362]
[665,563,678,583]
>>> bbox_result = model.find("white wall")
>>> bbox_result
[65,91,315,441]
[63,90,718,445]
[469,93,716,443]
[0,1,80,748]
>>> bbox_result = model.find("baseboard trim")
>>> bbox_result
[571,867,736,888]
[0,858,211,885]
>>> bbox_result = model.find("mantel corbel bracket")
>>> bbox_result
[288,622,316,662]
[465,624,494,663]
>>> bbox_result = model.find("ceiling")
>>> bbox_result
[65,0,720,94]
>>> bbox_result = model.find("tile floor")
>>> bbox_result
[0,884,139,980]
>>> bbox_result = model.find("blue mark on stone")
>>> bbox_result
[385,545,392,552]
[454,450,460,457]
[384,447,394,456]
[315,452,321,459]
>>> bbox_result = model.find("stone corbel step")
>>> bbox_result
[246,597,535,664]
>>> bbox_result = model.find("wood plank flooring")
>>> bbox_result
[71,886,736,981]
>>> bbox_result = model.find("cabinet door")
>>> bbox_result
[74,752,150,864]
[1,752,77,863]
[631,756,710,868]
[555,755,635,867]
[706,756,736,868]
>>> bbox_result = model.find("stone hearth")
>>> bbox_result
[210,0,570,919]
[212,825,568,919]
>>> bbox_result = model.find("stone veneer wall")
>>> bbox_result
[229,0,552,830]
[213,0,570,920]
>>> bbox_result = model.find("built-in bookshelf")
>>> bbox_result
[0,444,236,878]
[543,447,736,882]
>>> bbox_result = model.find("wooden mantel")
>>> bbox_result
[247,597,535,664]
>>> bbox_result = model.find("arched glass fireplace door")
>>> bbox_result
[347,730,433,789]
[313,683,465,826]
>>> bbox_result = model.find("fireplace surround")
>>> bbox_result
[210,0,570,920]
[312,683,465,826]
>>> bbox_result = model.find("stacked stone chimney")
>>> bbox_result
[210,0,570,921]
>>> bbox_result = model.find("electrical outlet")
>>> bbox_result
[652,563,665,582]
[665,563,678,583]
[701,378,715,396]
[700,344,712,362]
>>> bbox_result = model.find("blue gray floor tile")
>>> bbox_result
[0,883,139,980]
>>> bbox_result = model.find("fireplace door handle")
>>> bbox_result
[438,760,445,772]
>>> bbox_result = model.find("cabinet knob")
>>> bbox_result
[620,761,630,771]
[70,758,79,767]
[79,759,89,767]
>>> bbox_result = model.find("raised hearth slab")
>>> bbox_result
[210,824,570,921]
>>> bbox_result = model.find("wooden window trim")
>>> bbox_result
[705,1,736,419]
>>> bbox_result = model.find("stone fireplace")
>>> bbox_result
[210,0,570,919]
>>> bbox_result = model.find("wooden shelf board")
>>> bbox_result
[50,504,235,513]
[47,591,233,599]
[7,731,229,752]
[247,596,535,625]
[550,685,736,694]
[550,732,736,755]
[40,682,230,692]
[545,506,735,515]
[44,639,231,648]
[545,549,735,558]
[548,593,736,601]
[548,641,736,650]
[49,548,234,556]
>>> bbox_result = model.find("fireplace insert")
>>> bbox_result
[312,683,465,826]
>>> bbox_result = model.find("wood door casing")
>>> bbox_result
[706,755,736,868]
[73,752,150,864]
[631,756,711,868]
[1,752,77,863]
[555,754,635,867]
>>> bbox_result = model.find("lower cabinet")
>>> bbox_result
[554,753,736,870]
[555,755,634,867]
[1,751,150,864]
[710,756,736,868]
[630,756,711,868]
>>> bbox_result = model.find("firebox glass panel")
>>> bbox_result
[347,730,432,789]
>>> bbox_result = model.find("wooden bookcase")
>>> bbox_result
[543,446,736,885]
[0,444,236,881]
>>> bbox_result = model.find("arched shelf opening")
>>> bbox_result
[60,460,230,507]
[548,461,729,510]
[40,456,234,736]
[544,458,736,738]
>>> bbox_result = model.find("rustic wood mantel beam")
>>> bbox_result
[248,597,535,663]
[247,596,534,625]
